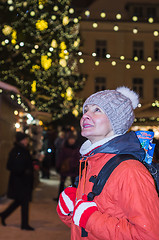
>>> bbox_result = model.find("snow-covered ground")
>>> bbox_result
[0,170,71,240]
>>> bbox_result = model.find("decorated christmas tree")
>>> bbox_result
[0,0,85,120]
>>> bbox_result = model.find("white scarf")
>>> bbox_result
[80,135,119,156]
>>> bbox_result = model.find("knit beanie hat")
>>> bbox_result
[83,86,139,135]
[16,132,28,143]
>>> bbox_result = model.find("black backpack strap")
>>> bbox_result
[87,154,138,201]
[143,161,159,196]
[81,154,138,237]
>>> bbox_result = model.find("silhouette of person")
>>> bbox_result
[54,130,65,170]
[54,132,80,201]
[0,132,34,230]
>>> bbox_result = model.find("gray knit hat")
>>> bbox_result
[83,86,139,135]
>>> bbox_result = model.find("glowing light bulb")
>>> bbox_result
[93,22,98,28]
[95,61,99,66]
[78,51,82,56]
[79,58,84,63]
[120,56,125,60]
[53,6,58,11]
[134,56,138,61]
[14,110,18,115]
[15,123,20,128]
[126,64,131,69]
[85,10,90,17]
[92,53,96,57]
[132,16,138,22]
[147,57,152,62]
[148,17,154,23]
[69,8,74,14]
[100,12,106,18]
[30,11,35,16]
[116,14,121,20]
[141,65,145,70]
[154,31,159,37]
[74,18,78,23]
[106,54,111,58]
[111,61,116,66]
[114,25,119,31]
[133,28,138,34]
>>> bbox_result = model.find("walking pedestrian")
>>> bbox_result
[0,132,34,230]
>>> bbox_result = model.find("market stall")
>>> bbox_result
[132,102,159,139]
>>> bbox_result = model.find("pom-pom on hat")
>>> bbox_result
[83,86,139,135]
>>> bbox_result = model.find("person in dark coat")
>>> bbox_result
[0,132,34,230]
[54,132,80,201]
[54,130,65,170]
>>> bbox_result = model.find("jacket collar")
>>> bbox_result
[80,134,119,156]
[80,131,145,162]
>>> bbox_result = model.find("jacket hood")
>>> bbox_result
[80,131,145,162]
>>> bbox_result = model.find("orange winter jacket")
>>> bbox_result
[58,132,159,240]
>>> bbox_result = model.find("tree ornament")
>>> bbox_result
[41,55,52,70]
[2,25,12,35]
[36,19,48,31]
[63,16,69,26]
[51,39,57,48]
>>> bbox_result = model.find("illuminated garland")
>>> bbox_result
[0,88,30,112]
[134,100,159,124]
[135,117,159,123]
[76,6,159,70]
[77,51,159,71]
[82,8,159,24]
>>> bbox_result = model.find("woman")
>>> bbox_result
[57,87,159,239]
[54,132,80,200]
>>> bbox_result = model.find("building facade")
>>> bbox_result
[77,0,159,108]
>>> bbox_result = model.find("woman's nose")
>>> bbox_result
[82,111,91,119]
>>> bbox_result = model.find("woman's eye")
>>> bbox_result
[84,108,88,113]
[95,107,100,112]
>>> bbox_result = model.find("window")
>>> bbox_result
[125,3,159,21]
[95,77,106,92]
[132,78,143,98]
[154,78,159,98]
[147,7,156,18]
[133,41,144,60]
[133,6,143,17]
[96,40,107,58]
[154,42,159,60]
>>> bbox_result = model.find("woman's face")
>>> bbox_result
[68,138,76,145]
[80,104,114,143]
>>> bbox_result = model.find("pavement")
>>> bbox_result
[0,169,71,240]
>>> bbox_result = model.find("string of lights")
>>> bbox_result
[76,6,159,70]
[77,51,159,71]
[0,87,30,112]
